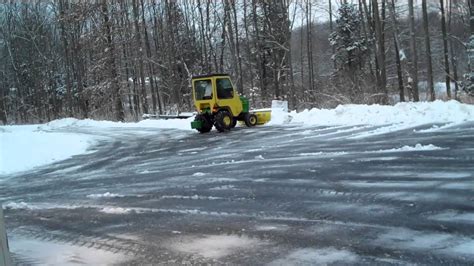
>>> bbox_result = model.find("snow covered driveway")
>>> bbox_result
[2,122,474,264]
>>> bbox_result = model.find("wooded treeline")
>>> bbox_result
[0,0,472,124]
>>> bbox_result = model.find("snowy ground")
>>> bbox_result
[1,100,474,264]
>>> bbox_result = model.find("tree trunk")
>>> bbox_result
[251,0,266,101]
[197,0,209,72]
[329,0,335,70]
[306,1,315,94]
[372,0,388,103]
[408,0,420,101]
[387,0,405,102]
[132,0,149,114]
[243,0,255,97]
[102,0,124,121]
[231,0,244,95]
[439,0,451,98]
[141,0,158,114]
[448,0,459,98]
[422,0,435,101]
[58,0,73,116]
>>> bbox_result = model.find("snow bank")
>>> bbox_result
[40,116,195,131]
[1,116,195,175]
[269,100,474,127]
[0,126,95,175]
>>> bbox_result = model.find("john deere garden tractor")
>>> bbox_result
[190,74,262,133]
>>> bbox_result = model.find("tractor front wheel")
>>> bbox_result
[244,113,258,127]
[214,110,233,132]
[195,114,212,133]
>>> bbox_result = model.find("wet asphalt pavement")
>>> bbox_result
[2,122,474,265]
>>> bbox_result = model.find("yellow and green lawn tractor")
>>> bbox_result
[190,73,269,133]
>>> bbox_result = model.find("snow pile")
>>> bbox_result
[270,100,474,127]
[0,126,95,175]
[40,116,195,131]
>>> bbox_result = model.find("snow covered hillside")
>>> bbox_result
[1,100,473,175]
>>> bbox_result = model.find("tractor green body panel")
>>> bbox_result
[191,120,203,129]
[240,96,249,113]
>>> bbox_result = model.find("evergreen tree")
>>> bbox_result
[329,4,368,71]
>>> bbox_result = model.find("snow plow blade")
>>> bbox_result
[253,109,271,125]
[143,113,195,120]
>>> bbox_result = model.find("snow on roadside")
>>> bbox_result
[0,116,194,176]
[269,100,474,127]
[0,126,96,175]
[39,116,195,131]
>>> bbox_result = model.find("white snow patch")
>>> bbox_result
[192,172,206,177]
[3,201,80,211]
[428,211,474,224]
[255,224,289,231]
[204,177,239,182]
[299,151,348,157]
[170,234,262,259]
[0,126,96,175]
[161,195,223,200]
[87,192,124,199]
[100,207,131,214]
[414,123,461,133]
[3,201,31,210]
[270,247,359,265]
[209,185,237,190]
[375,227,474,256]
[375,144,445,153]
[449,240,474,256]
[354,156,399,162]
[9,236,126,265]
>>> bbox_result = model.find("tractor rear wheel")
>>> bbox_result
[230,118,237,128]
[214,110,233,132]
[244,113,258,127]
[195,114,212,133]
